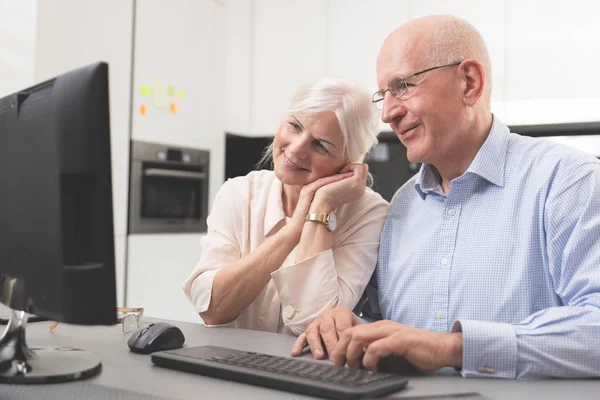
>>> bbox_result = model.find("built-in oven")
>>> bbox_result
[128,140,209,234]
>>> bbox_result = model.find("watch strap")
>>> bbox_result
[305,213,329,224]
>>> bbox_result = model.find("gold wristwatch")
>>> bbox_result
[305,211,337,232]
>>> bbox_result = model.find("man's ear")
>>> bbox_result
[459,59,485,107]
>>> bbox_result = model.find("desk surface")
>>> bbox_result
[1,315,599,399]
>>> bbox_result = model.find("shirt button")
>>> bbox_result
[441,257,448,265]
[436,311,445,319]
[283,305,296,319]
[447,209,456,216]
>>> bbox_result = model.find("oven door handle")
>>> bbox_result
[143,168,207,180]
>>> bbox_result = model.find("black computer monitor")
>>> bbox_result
[0,62,117,383]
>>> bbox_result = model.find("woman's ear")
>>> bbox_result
[459,59,485,107]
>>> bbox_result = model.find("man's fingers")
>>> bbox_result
[305,321,326,359]
[325,309,361,364]
[344,324,387,369]
[319,315,340,359]
[333,323,394,367]
[291,332,308,357]
[334,309,358,332]
[362,336,398,371]
[331,327,353,366]
[345,336,368,369]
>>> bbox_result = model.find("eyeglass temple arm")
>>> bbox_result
[49,307,143,332]
[117,307,143,313]
[49,321,59,332]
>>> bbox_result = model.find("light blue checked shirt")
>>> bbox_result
[362,116,600,379]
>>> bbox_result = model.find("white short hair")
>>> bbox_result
[286,77,380,163]
[259,77,380,168]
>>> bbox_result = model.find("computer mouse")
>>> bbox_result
[127,322,185,354]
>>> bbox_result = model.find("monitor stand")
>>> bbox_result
[0,308,102,384]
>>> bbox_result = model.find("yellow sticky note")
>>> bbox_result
[177,90,185,99]
[139,86,150,95]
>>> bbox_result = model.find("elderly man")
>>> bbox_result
[292,15,600,379]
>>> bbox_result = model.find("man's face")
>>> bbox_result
[376,39,464,166]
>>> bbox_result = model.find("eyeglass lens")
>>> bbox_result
[389,78,408,99]
[122,314,139,333]
[374,78,408,109]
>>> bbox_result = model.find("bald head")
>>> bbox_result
[379,15,492,106]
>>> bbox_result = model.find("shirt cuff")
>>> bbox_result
[189,269,219,315]
[271,250,338,334]
[454,320,517,379]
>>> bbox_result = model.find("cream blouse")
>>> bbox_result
[182,170,389,335]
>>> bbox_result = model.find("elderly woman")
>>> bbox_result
[183,77,389,335]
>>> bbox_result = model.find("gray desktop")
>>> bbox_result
[1,304,599,400]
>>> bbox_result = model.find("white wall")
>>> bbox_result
[224,0,252,134]
[0,0,37,97]
[505,0,600,124]
[225,0,600,135]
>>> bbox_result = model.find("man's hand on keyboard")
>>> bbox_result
[291,307,362,360]
[331,320,464,373]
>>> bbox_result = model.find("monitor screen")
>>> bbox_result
[0,62,117,383]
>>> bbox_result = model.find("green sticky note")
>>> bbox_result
[168,86,175,96]
[139,86,150,95]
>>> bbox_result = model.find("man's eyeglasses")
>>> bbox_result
[372,61,462,109]
[49,307,144,333]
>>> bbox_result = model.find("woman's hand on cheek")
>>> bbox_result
[313,163,368,211]
[286,172,353,235]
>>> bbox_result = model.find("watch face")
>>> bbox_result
[327,213,337,231]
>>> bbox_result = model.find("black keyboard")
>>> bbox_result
[151,345,408,400]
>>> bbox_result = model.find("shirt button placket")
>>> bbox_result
[434,200,460,331]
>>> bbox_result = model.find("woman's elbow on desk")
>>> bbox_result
[199,308,238,327]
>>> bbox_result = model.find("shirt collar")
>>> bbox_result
[414,163,442,199]
[263,175,287,236]
[464,115,508,187]
[414,115,509,199]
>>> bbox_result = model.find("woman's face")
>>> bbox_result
[273,111,346,187]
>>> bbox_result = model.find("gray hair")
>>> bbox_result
[420,16,492,106]
[258,77,380,168]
